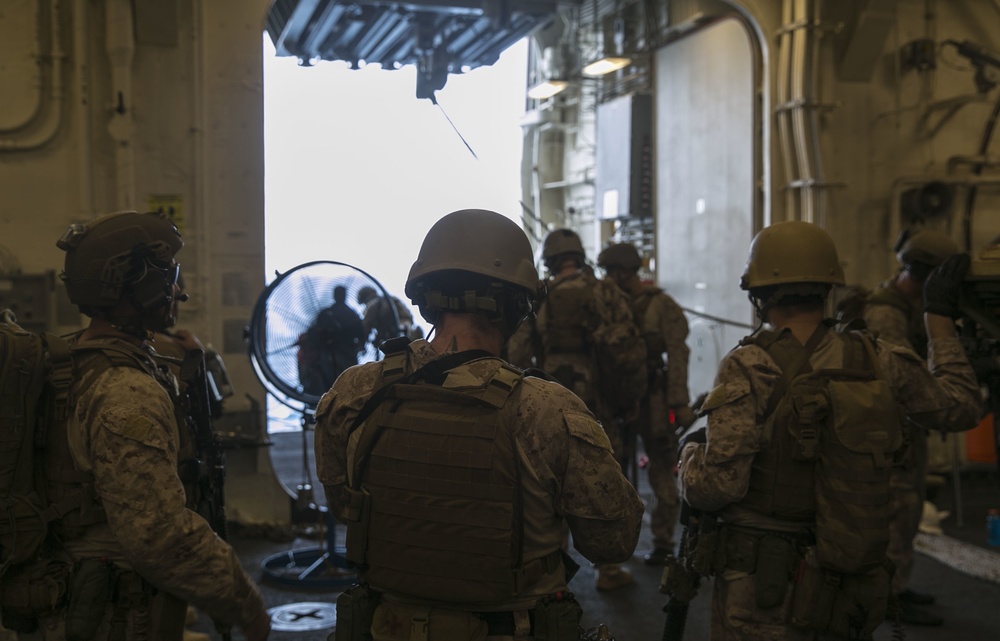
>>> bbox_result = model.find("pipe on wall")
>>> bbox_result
[74,0,93,217]
[804,0,825,225]
[0,0,66,151]
[104,0,136,210]
[775,0,797,219]
[789,0,809,220]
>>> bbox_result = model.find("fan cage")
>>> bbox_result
[248,260,400,414]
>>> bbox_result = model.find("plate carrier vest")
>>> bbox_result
[344,346,562,606]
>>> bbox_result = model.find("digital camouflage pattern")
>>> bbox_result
[863,282,931,595]
[679,330,981,640]
[629,285,691,551]
[314,338,644,611]
[507,271,637,445]
[38,339,266,639]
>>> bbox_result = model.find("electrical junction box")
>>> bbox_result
[595,93,653,220]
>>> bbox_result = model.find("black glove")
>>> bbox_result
[923,253,971,318]
[679,427,707,449]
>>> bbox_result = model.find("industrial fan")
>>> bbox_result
[246,260,399,590]
[248,260,400,414]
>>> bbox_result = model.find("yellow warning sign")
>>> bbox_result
[147,194,185,235]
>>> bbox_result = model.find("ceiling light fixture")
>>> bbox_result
[581,56,631,76]
[527,79,569,100]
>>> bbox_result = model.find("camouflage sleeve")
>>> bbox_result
[863,302,912,351]
[880,336,983,432]
[314,362,383,521]
[86,369,264,630]
[679,347,779,512]
[653,293,691,406]
[516,379,643,564]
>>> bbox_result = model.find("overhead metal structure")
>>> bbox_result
[265,0,569,99]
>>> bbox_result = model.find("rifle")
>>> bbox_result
[659,500,715,641]
[178,349,233,641]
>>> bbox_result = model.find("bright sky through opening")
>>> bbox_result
[263,34,528,303]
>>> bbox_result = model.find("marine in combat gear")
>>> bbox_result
[678,221,982,641]
[862,228,960,626]
[507,228,643,592]
[314,209,643,641]
[7,212,270,641]
[598,242,693,566]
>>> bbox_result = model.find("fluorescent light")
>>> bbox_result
[527,80,568,100]
[581,57,631,77]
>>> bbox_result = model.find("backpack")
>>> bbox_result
[0,310,74,579]
[540,276,648,410]
[0,311,154,581]
[591,310,648,409]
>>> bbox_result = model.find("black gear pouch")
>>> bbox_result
[754,536,793,609]
[533,592,582,641]
[334,583,379,641]
[65,558,114,641]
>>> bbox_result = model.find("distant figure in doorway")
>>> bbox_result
[357,285,423,348]
[298,285,366,396]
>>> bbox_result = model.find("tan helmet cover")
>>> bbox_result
[541,228,585,260]
[58,211,183,307]
[740,221,845,290]
[405,209,539,300]
[597,243,642,271]
[895,229,959,267]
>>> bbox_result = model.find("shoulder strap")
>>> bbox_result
[349,349,494,433]
[70,339,162,401]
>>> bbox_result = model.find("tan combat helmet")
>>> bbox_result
[541,229,585,262]
[405,209,538,334]
[740,221,845,290]
[894,229,959,268]
[597,243,642,272]
[58,211,182,311]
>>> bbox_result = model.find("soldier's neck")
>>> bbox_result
[80,317,144,345]
[766,309,825,345]
[430,313,503,356]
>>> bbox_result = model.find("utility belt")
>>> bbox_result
[335,584,583,641]
[1,557,154,640]
[712,524,892,640]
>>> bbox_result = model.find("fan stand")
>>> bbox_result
[261,413,357,589]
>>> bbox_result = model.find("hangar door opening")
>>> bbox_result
[259,33,528,504]
[655,18,760,398]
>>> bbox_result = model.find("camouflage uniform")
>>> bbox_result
[630,286,690,553]
[25,336,265,641]
[315,339,643,637]
[862,279,931,596]
[511,271,636,449]
[679,330,981,641]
